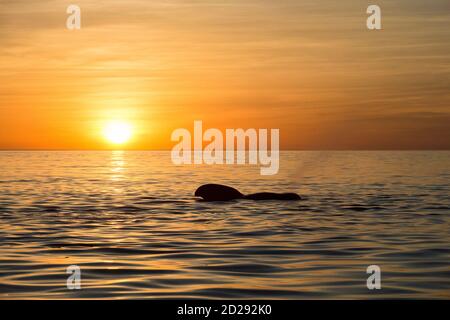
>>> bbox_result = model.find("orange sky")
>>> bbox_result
[0,0,449,150]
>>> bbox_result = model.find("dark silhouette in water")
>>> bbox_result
[195,184,301,202]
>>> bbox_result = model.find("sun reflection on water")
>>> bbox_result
[110,151,126,181]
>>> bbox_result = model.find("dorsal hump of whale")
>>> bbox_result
[244,192,301,200]
[195,184,302,202]
[195,184,243,201]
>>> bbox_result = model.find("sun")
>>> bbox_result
[103,121,133,144]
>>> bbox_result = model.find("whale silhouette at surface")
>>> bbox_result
[194,184,301,202]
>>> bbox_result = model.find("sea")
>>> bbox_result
[0,151,449,299]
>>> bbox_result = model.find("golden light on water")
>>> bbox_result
[103,121,133,145]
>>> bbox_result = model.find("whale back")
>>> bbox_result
[195,184,243,201]
[243,192,301,201]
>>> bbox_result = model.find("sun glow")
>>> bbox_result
[103,121,133,144]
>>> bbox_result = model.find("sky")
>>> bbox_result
[0,0,449,150]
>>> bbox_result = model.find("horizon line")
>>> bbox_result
[0,149,449,152]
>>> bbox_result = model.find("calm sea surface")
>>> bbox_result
[0,151,449,299]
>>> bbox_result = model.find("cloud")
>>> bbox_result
[0,0,449,149]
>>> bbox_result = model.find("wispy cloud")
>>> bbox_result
[0,0,449,149]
